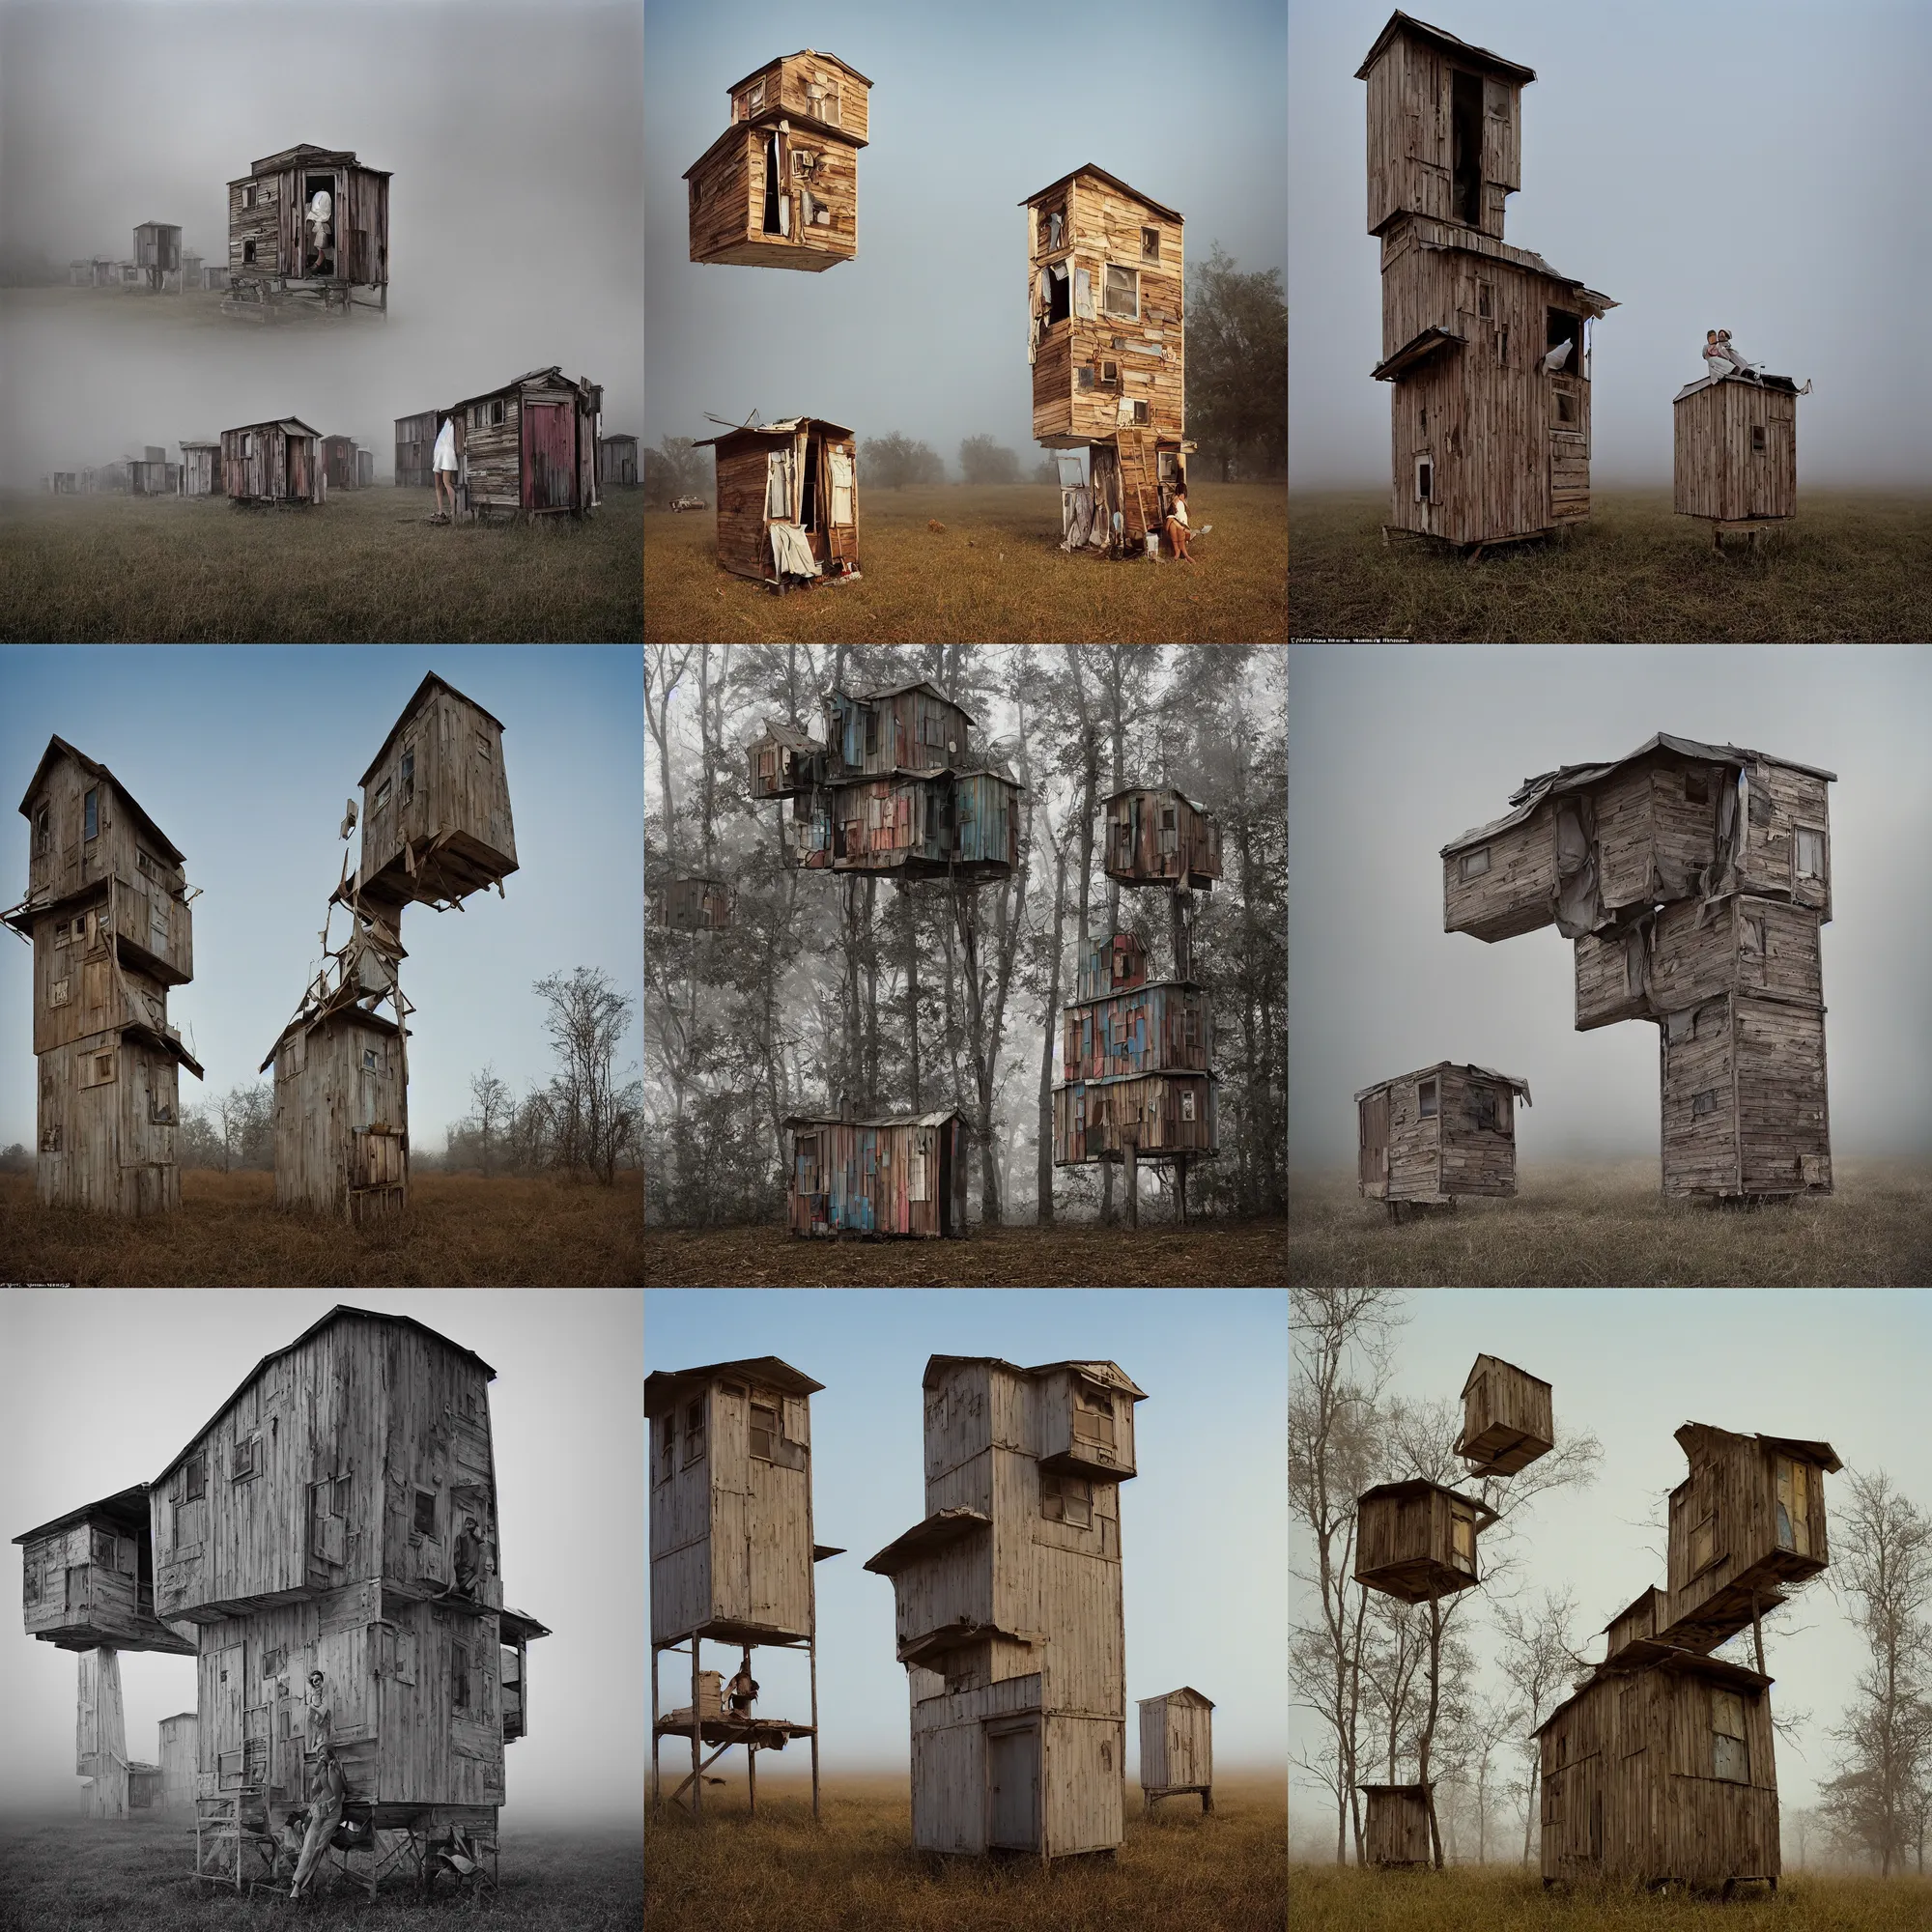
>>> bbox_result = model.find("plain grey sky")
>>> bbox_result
[643,0,1286,473]
[0,0,641,488]
[646,1289,1288,1779]
[0,1289,643,1825]
[1289,1,1931,489]
[0,644,643,1152]
[1288,645,1932,1170]
[1289,1289,1932,1839]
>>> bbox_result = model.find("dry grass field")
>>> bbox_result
[642,1217,1289,1287]
[0,487,642,642]
[1287,1159,1932,1288]
[646,1774,1285,1932]
[0,1809,640,1931]
[1289,489,1932,641]
[0,1169,644,1287]
[644,483,1286,642]
[1291,1861,1931,1931]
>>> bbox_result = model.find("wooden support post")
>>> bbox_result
[748,1741,756,1816]
[1124,1136,1138,1229]
[649,1644,660,1809]
[1178,1152,1188,1226]
[810,1633,821,1824]
[1750,1589,1765,1678]
[691,1638,702,1821]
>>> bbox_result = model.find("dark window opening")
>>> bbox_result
[1547,308,1582,376]
[684,1398,705,1463]
[762,131,783,234]
[1130,399,1149,425]
[1101,360,1119,384]
[84,789,99,840]
[1685,772,1709,804]
[401,747,414,805]
[242,239,257,264]
[864,708,878,757]
[1476,280,1492,319]
[1418,1078,1439,1120]
[33,804,49,854]
[184,1454,206,1501]
[1076,364,1094,390]
[1450,68,1484,226]
[451,1644,469,1712]
[1474,1086,1498,1130]
[242,184,257,209]
[232,1436,256,1480]
[1047,261,1071,326]
[1692,1089,1718,1117]
[1416,458,1434,502]
[1141,225,1160,263]
[801,443,820,529]
[751,1402,778,1460]
[413,1489,437,1537]
[1751,425,1767,454]
[1555,390,1578,425]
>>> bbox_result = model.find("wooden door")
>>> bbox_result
[1359,1094,1388,1187]
[522,401,576,511]
[987,1722,1039,1850]
[288,437,312,501]
[205,1642,244,1783]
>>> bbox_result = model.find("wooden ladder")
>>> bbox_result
[1113,430,1156,549]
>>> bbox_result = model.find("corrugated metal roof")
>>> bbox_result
[755,718,823,753]
[784,1109,967,1129]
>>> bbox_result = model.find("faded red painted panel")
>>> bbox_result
[523,401,576,511]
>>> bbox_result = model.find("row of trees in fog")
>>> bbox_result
[1291,1287,1932,1875]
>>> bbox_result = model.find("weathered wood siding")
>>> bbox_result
[23,753,171,910]
[179,445,221,497]
[31,1029,181,1215]
[21,1520,144,1645]
[1659,995,1739,1195]
[1436,1065,1518,1197]
[689,118,859,270]
[270,1013,408,1218]
[1736,762,1831,921]
[394,412,438,487]
[1356,1487,1478,1600]
[649,1390,713,1643]
[828,686,975,778]
[1373,1071,1442,1201]
[1032,1368,1137,1483]
[1587,895,1823,1028]
[1604,1587,1668,1659]
[1363,1784,1434,1863]
[712,439,770,579]
[1140,1694,1211,1791]
[159,1713,197,1810]
[1053,1072,1217,1164]
[1666,1428,1830,1634]
[1674,382,1797,523]
[1442,798,1555,940]
[732,52,871,144]
[787,1117,963,1237]
[1101,790,1219,888]
[1660,994,1829,1197]
[358,684,515,895]
[1361,28,1521,238]
[1459,1354,1552,1470]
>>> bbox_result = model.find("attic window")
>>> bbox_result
[1040,1472,1092,1528]
[1692,1089,1718,1117]
[184,1453,206,1502]
[1712,1689,1747,1782]
[33,804,49,854]
[1751,425,1767,454]
[1102,265,1138,320]
[374,779,391,812]
[1460,846,1490,880]
[1685,772,1709,804]
[1419,1078,1438,1120]
[242,185,256,208]
[1046,260,1071,326]
[746,80,765,114]
[1795,827,1825,880]
[750,1401,779,1461]
[84,788,99,840]
[1141,226,1160,264]
[684,1398,705,1464]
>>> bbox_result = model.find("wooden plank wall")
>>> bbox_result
[1364,1786,1435,1863]
[1737,999,1829,1191]
[713,440,774,579]
[1442,802,1555,940]
[1043,1714,1123,1854]
[1436,1066,1518,1196]
[228,176,279,273]
[1052,1072,1217,1164]
[704,1376,814,1637]
[649,1394,713,1643]
[159,1714,197,1810]
[1738,763,1831,920]
[381,1327,501,1608]
[1673,384,1797,522]
[1380,1072,1441,1200]
[1660,996,1738,1195]
[272,1015,407,1216]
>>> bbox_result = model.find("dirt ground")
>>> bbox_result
[642,1217,1288,1287]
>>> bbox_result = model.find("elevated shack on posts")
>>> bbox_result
[1138,1688,1213,1814]
[225,143,390,316]
[1354,1478,1497,1604]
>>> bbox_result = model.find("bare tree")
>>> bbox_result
[469,1065,511,1176]
[1493,1586,1588,1866]
[534,967,640,1184]
[1466,1690,1528,1863]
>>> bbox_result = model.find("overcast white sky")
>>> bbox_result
[1289,1,1931,489]
[1290,1289,1932,1845]
[647,1289,1288,1781]
[0,1289,642,1825]
[1288,645,1932,1169]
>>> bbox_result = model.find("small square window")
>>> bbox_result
[1103,264,1138,319]
[1140,225,1159,264]
[1750,425,1767,454]
[1692,1089,1718,1117]
[1129,399,1150,426]
[232,1436,256,1480]
[751,1401,778,1461]
[1685,772,1709,804]
[1076,364,1094,390]
[1419,1078,1438,1120]
[1555,390,1578,425]
[413,1490,437,1537]
[363,1048,378,1071]
[1460,846,1490,880]
[1795,827,1825,879]
[184,1454,206,1502]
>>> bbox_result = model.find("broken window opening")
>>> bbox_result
[33,804,49,854]
[400,746,414,806]
[1101,360,1119,384]
[413,1490,437,1537]
[84,788,99,840]
[1416,457,1434,502]
[1794,827,1825,880]
[1450,68,1484,225]
[1751,424,1767,454]
[1546,308,1582,374]
[1555,390,1578,425]
[1046,260,1071,327]
[1044,207,1064,252]
[1419,1077,1438,1119]
[762,131,785,235]
[1129,399,1149,425]
[1744,916,1766,955]
[1141,225,1160,264]
[1180,1087,1196,1122]
[1685,772,1709,804]
[1102,264,1138,320]
[1076,365,1095,390]
[1474,1086,1498,1130]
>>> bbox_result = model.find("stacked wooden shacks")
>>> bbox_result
[866,1354,1146,1860]
[1442,732,1833,1201]
[1052,787,1221,1222]
[745,679,1024,1236]
[258,674,516,1219]
[1357,13,1617,555]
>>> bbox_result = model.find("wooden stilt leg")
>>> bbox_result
[649,1644,660,1809]
[691,1641,702,1821]
[1124,1138,1138,1229]
[810,1636,821,1824]
[748,1742,756,1816]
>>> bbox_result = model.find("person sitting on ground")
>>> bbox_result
[1164,481,1194,562]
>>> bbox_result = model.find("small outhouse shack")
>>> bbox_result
[685,50,871,270]
[181,251,202,288]
[1354,1478,1497,1603]
[439,368,602,520]
[660,877,729,932]
[1138,1688,1213,1813]
[133,222,182,292]
[1533,1644,1778,1889]
[784,1109,969,1238]
[1102,787,1221,891]
[695,416,860,586]
[599,434,639,486]
[220,416,323,505]
[1664,1423,1839,1652]
[321,435,360,490]
[159,1713,198,1812]
[226,143,390,313]
[1456,1353,1553,1477]
[1355,1062,1530,1211]
[1359,1783,1434,1866]
[355,445,375,487]
[648,1356,840,1818]
[395,410,438,487]
[177,442,222,497]
[1673,372,1805,541]
[866,1355,1146,1861]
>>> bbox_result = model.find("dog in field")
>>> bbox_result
[669,496,706,513]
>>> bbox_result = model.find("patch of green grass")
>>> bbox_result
[644,483,1285,643]
[1289,489,1932,641]
[0,488,641,641]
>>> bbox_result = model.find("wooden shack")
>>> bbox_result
[1053,1071,1217,1168]
[128,458,177,496]
[694,416,859,585]
[1576,895,1822,1032]
[202,265,229,292]
[685,49,871,270]
[3,735,203,1215]
[1102,787,1221,890]
[440,368,602,520]
[394,410,438,487]
[226,143,390,314]
[349,672,518,917]
[159,1713,198,1812]
[14,1486,198,1657]
[1359,1783,1434,1865]
[1354,1479,1497,1603]
[599,434,638,486]
[746,718,825,799]
[824,681,972,777]
[133,221,182,292]
[866,1354,1146,1861]
[1442,735,1834,945]
[1533,1644,1777,1888]
[1456,1353,1553,1477]
[1600,1585,1669,1662]
[220,416,323,505]
[355,446,375,487]
[1358,14,1617,553]
[260,994,410,1223]
[321,435,359,490]
[182,251,203,288]
[648,1356,839,1819]
[1664,1423,1840,1651]
[178,442,222,497]
[1354,1062,1529,1210]
[1138,1688,1212,1813]
[784,1109,969,1238]
[1674,373,1805,540]
[660,876,729,932]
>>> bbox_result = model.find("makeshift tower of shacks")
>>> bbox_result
[1442,732,1833,1201]
[647,1356,843,1822]
[2,736,205,1215]
[1022,165,1191,557]
[746,679,1024,1237]
[258,673,517,1220]
[1357,13,1617,556]
[1353,1353,1549,1865]
[867,1354,1146,1861]
[1052,787,1221,1224]
[13,1305,550,1893]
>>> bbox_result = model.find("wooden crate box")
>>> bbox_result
[1359,1783,1433,1865]
[1456,1353,1552,1476]
[1674,374,1804,526]
[1354,1479,1496,1603]
[1355,1063,1530,1205]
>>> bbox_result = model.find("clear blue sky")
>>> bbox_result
[646,1288,1288,1778]
[644,0,1287,469]
[0,644,642,1151]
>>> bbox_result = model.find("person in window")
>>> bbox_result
[291,1745,347,1897]
[306,187,333,275]
[453,1516,484,1597]
[725,1662,758,1718]
[432,413,459,522]
[1163,481,1194,563]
